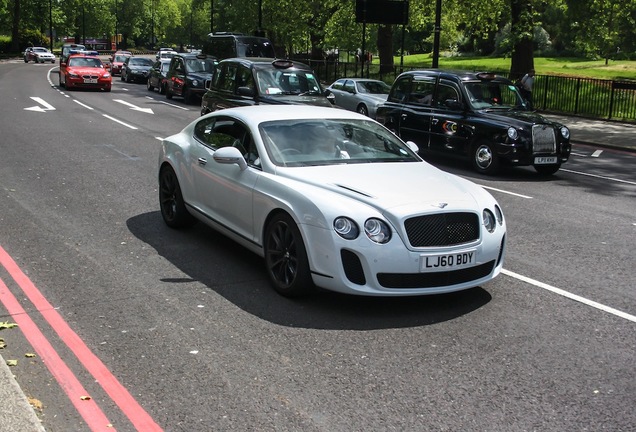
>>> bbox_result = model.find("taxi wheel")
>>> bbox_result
[166,87,173,99]
[24,57,28,63]
[184,87,194,105]
[120,74,125,81]
[264,213,313,298]
[147,80,154,91]
[159,83,166,95]
[472,140,500,175]
[159,166,195,229]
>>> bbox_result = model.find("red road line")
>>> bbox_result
[0,276,115,431]
[0,245,163,432]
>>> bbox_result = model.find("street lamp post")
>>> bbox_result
[115,0,119,50]
[49,0,53,51]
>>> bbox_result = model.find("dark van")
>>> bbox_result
[202,32,275,60]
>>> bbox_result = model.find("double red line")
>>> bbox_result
[0,245,163,431]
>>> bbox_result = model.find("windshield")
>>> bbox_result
[358,80,390,94]
[114,55,129,62]
[130,58,154,66]
[464,81,526,109]
[256,69,322,96]
[259,119,420,167]
[185,58,216,73]
[34,47,48,53]
[68,57,103,68]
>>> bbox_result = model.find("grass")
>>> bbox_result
[393,54,636,81]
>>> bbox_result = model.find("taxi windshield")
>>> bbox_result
[256,69,322,96]
[464,81,526,109]
[185,58,216,73]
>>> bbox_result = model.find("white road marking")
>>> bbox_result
[24,97,56,112]
[155,137,164,141]
[560,168,636,186]
[503,269,636,323]
[113,99,154,114]
[479,185,533,199]
[73,100,94,110]
[591,150,603,158]
[103,114,138,129]
[570,151,588,157]
[146,97,190,111]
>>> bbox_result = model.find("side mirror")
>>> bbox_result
[213,146,248,171]
[405,140,419,153]
[237,86,255,97]
[445,99,463,111]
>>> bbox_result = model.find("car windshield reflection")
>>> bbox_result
[256,69,322,96]
[185,58,216,73]
[259,119,420,167]
[464,81,526,109]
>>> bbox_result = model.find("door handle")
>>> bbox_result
[431,118,439,125]
[198,158,207,165]
[401,113,407,119]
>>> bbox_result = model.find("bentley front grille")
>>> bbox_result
[532,124,557,153]
[404,212,480,247]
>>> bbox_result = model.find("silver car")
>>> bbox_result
[325,78,391,118]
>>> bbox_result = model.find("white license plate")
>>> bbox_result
[84,79,98,84]
[420,249,476,272]
[534,156,557,164]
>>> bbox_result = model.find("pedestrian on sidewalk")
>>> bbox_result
[518,68,535,110]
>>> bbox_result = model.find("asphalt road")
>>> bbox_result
[0,60,635,432]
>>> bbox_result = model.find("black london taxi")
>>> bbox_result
[200,58,334,116]
[165,52,218,104]
[375,70,571,175]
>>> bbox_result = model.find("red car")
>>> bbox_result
[59,53,112,92]
[109,53,131,76]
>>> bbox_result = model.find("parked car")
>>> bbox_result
[58,52,111,92]
[24,47,56,63]
[121,57,154,83]
[376,70,571,175]
[147,59,171,94]
[165,53,217,104]
[158,105,506,297]
[109,53,131,76]
[202,32,275,59]
[325,78,391,118]
[200,58,334,115]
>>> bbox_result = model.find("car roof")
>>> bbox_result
[400,69,512,83]
[220,57,312,70]
[204,105,363,125]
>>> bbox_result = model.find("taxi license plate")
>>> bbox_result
[534,156,557,164]
[420,249,476,272]
[84,78,98,84]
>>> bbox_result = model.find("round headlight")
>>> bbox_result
[334,217,359,240]
[364,218,391,244]
[483,209,496,233]
[560,126,570,139]
[494,205,504,225]
[191,79,199,87]
[507,127,518,140]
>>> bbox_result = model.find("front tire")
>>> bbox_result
[472,140,500,175]
[147,79,154,91]
[357,104,369,116]
[159,166,195,228]
[264,213,313,297]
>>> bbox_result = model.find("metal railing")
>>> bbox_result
[306,60,636,123]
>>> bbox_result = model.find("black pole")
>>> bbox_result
[115,0,118,50]
[210,0,213,33]
[431,0,442,68]
[151,0,154,48]
[49,0,53,51]
[82,4,85,46]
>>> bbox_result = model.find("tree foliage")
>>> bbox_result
[1,0,634,68]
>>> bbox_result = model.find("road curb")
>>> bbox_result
[0,354,45,432]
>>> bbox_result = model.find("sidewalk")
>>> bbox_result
[0,354,45,432]
[544,114,636,153]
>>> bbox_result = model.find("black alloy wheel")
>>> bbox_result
[159,166,195,228]
[357,104,369,116]
[264,213,313,297]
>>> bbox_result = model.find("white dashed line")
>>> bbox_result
[503,269,636,323]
